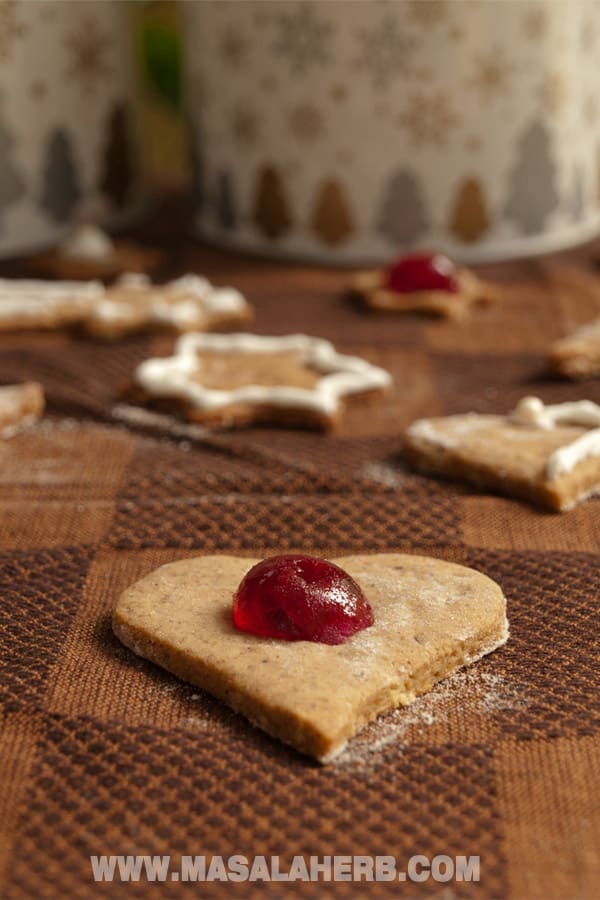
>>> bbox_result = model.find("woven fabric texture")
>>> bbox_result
[1,232,600,899]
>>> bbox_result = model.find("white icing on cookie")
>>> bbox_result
[408,397,600,483]
[405,412,497,449]
[557,318,600,343]
[0,279,104,318]
[134,332,392,416]
[90,274,249,327]
[511,396,600,429]
[60,224,114,261]
[116,273,152,289]
[547,430,600,480]
[511,396,600,480]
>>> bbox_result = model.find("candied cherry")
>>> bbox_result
[232,554,373,645]
[386,252,458,294]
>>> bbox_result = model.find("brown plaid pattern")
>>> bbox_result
[1,239,600,898]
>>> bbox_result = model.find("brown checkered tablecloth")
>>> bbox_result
[1,221,600,899]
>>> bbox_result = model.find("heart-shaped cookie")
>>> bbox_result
[113,553,508,761]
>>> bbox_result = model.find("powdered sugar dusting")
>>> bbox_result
[112,403,210,441]
[362,460,406,488]
[332,669,527,773]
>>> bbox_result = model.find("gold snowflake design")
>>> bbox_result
[584,94,598,127]
[288,104,323,142]
[468,50,514,102]
[232,106,260,146]
[581,15,597,52]
[539,70,567,115]
[356,14,416,88]
[29,80,47,102]
[408,0,447,27]
[399,90,459,146]
[0,0,26,61]
[330,83,347,103]
[220,28,246,68]
[65,16,111,95]
[523,6,547,40]
[273,3,332,73]
[260,74,279,93]
[465,134,483,154]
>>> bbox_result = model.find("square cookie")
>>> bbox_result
[549,319,600,379]
[404,396,600,511]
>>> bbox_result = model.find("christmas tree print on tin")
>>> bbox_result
[449,177,489,243]
[40,129,81,223]
[0,114,25,228]
[311,178,354,245]
[504,119,558,234]
[100,103,135,208]
[377,169,429,245]
[215,171,237,230]
[253,165,292,240]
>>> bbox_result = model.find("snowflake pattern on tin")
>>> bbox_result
[355,14,416,88]
[220,28,247,68]
[273,3,332,73]
[0,0,25,62]
[468,49,515,103]
[185,2,600,259]
[289,103,323,142]
[399,90,460,146]
[584,94,598,127]
[539,71,568,116]
[522,5,547,41]
[65,14,111,96]
[231,105,261,147]
[408,1,448,28]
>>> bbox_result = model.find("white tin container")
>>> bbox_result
[184,0,600,264]
[0,0,142,258]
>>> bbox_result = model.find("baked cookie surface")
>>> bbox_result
[130,332,392,430]
[0,382,45,437]
[352,253,497,319]
[404,396,600,511]
[84,274,252,338]
[113,553,508,761]
[549,319,600,379]
[0,273,252,338]
[0,278,104,330]
[32,224,164,280]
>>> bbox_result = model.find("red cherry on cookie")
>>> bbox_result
[386,253,458,294]
[232,554,374,645]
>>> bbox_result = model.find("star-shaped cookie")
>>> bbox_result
[0,278,104,330]
[0,274,253,338]
[31,224,164,280]
[352,253,498,319]
[0,382,44,437]
[84,274,253,338]
[404,396,600,511]
[549,319,600,379]
[130,332,392,430]
[113,553,508,761]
